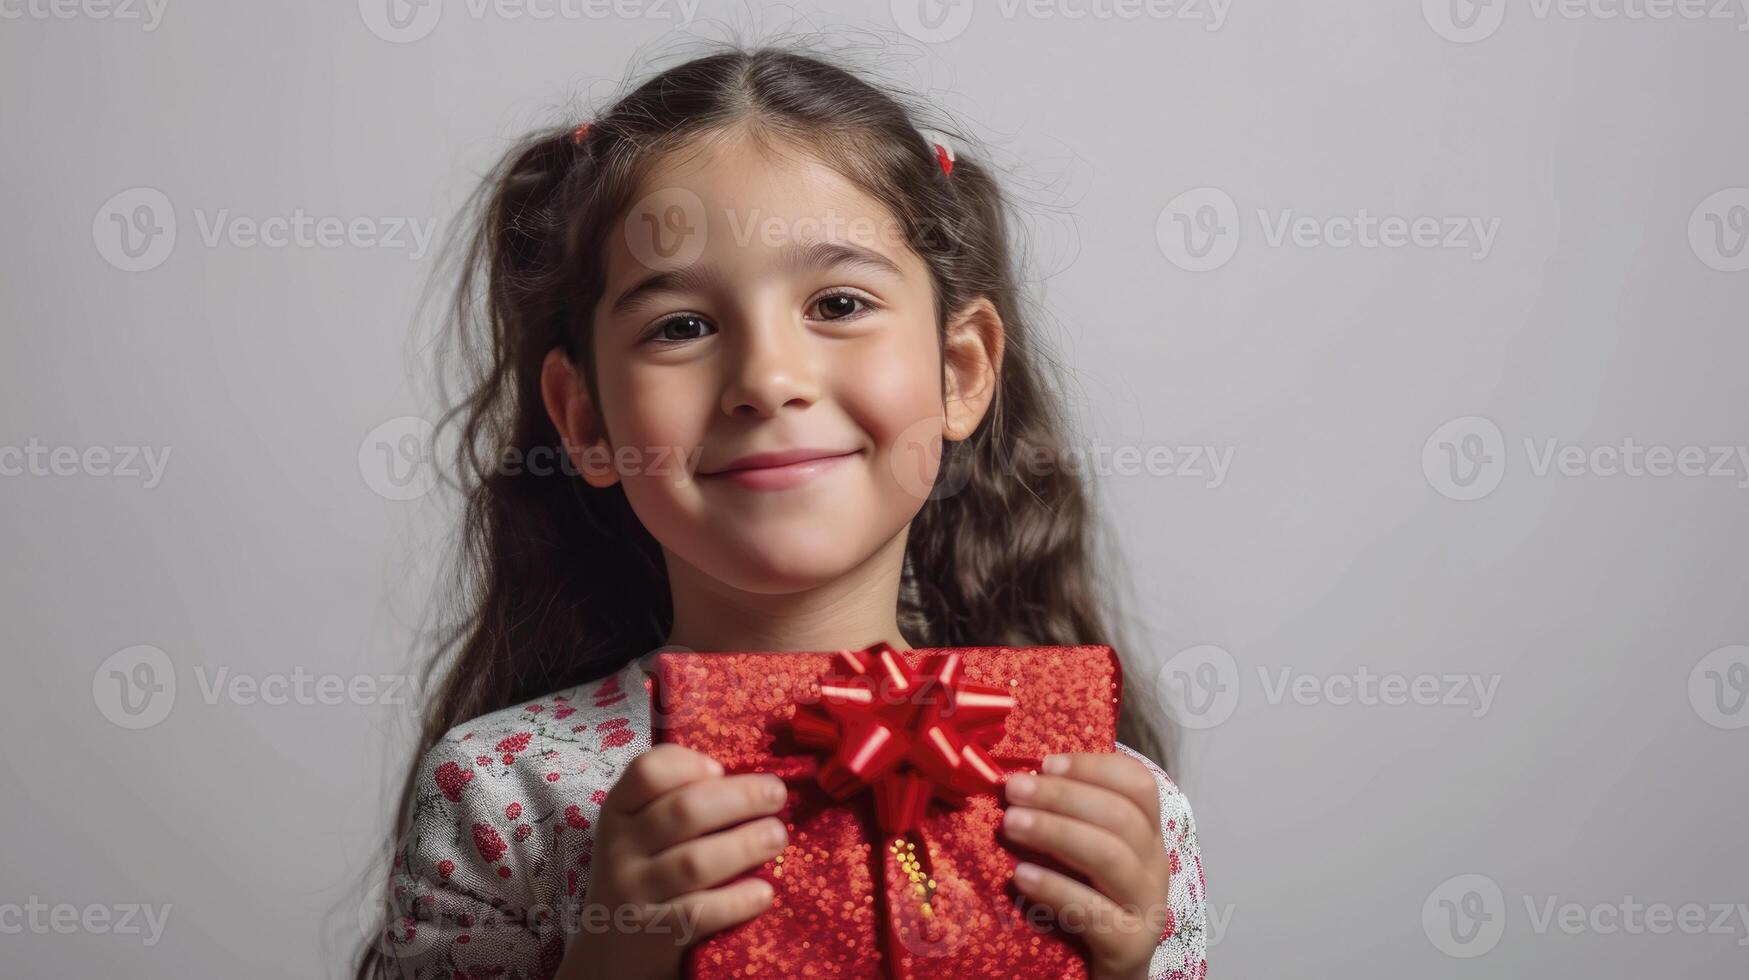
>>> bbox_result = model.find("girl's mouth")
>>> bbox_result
[701,450,860,491]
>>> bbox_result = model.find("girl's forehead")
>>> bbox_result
[611,133,925,278]
[635,133,892,224]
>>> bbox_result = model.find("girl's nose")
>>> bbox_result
[720,314,821,418]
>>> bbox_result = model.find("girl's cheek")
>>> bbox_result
[836,340,949,504]
[606,368,714,484]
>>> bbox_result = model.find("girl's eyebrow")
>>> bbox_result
[608,239,905,316]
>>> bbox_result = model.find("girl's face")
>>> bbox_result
[546,132,1000,597]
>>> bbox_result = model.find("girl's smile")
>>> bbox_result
[698,446,864,491]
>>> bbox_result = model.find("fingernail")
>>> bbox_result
[762,818,788,848]
[1005,807,1035,832]
[705,757,725,777]
[1006,773,1036,800]
[764,776,787,805]
[751,878,774,901]
[1013,861,1041,885]
[1041,754,1067,775]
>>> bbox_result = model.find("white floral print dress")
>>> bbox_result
[376,657,1209,979]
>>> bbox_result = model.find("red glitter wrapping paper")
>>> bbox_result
[646,642,1123,979]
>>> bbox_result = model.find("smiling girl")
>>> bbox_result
[356,46,1207,980]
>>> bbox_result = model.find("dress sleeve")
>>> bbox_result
[1114,741,1209,980]
[371,735,571,980]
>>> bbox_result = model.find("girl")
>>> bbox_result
[357,45,1207,980]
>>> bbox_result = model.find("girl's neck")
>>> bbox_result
[659,531,914,654]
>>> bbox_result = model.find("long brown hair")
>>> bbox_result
[353,42,1173,978]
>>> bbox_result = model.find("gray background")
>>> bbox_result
[3,1,1747,977]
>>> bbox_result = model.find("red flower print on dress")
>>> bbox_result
[601,728,634,749]
[505,802,522,820]
[434,761,473,802]
[525,703,544,713]
[495,732,533,754]
[590,788,607,804]
[437,859,455,879]
[563,805,591,830]
[552,706,576,720]
[596,717,629,731]
[514,824,533,842]
[472,822,507,863]
[592,675,625,707]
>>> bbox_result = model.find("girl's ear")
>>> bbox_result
[942,295,1005,441]
[540,346,619,489]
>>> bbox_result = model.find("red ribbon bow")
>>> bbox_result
[786,640,1018,832]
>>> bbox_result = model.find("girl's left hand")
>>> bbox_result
[1001,752,1173,980]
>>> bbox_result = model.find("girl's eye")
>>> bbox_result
[812,291,872,321]
[644,314,716,346]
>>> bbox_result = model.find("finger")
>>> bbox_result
[1040,753,1162,835]
[669,876,777,941]
[1011,861,1148,957]
[644,815,788,900]
[1001,806,1156,908]
[1004,771,1159,860]
[638,772,789,854]
[606,743,724,816]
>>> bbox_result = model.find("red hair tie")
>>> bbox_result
[920,129,955,176]
[571,121,592,145]
[933,139,955,176]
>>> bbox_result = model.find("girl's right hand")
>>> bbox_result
[555,743,789,980]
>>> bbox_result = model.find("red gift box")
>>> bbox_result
[645,641,1124,979]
